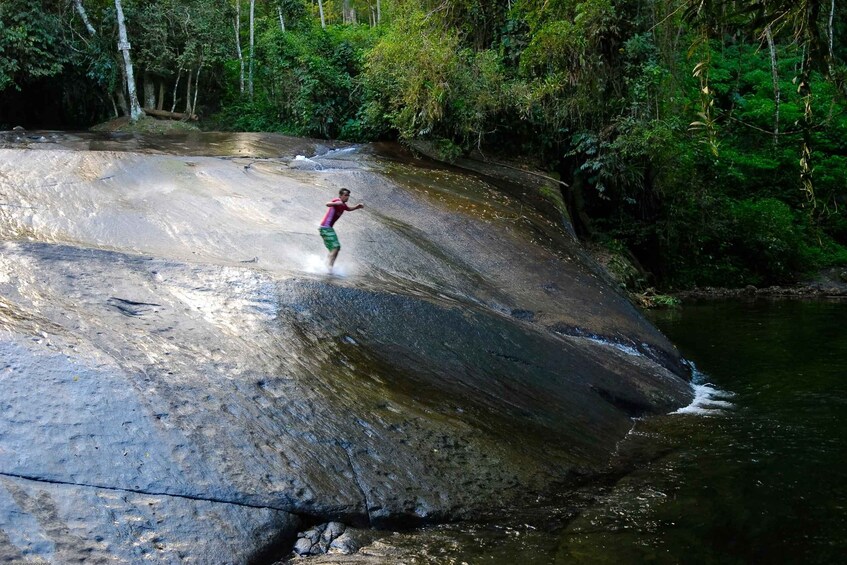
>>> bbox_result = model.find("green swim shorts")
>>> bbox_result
[319,227,340,251]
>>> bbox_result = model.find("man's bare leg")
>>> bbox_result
[327,248,339,272]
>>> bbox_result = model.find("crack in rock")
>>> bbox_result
[0,471,282,512]
[106,297,162,317]
[339,442,373,527]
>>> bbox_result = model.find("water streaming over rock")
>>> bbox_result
[0,132,692,562]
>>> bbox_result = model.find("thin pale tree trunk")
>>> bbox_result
[192,64,202,116]
[115,0,143,121]
[249,0,255,99]
[317,0,326,29]
[185,69,193,114]
[279,5,285,31]
[827,0,838,89]
[171,69,181,113]
[234,0,245,94]
[377,0,381,23]
[765,26,780,146]
[829,0,835,62]
[73,0,96,36]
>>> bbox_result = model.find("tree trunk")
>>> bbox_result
[829,0,835,62]
[249,0,255,99]
[143,108,197,121]
[317,0,326,29]
[192,63,202,115]
[234,0,245,95]
[117,58,129,116]
[171,69,181,113]
[157,82,165,110]
[765,26,780,146]
[143,72,156,109]
[564,173,592,240]
[278,5,285,32]
[73,0,96,36]
[185,69,193,114]
[115,0,143,121]
[116,91,129,117]
[377,0,381,24]
[343,0,351,23]
[827,0,839,92]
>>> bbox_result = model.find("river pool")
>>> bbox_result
[635,299,847,564]
[355,299,847,564]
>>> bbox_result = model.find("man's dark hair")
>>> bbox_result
[339,188,351,196]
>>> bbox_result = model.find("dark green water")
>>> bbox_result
[525,299,846,564]
[374,299,846,564]
[612,301,847,563]
[625,299,847,564]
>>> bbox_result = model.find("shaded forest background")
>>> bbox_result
[2,0,846,290]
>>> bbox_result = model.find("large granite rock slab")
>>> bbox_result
[0,134,692,561]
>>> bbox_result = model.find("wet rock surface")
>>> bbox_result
[0,474,298,564]
[0,132,692,561]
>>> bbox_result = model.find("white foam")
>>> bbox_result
[300,253,352,277]
[290,155,324,170]
[582,340,735,417]
[672,364,735,416]
[302,253,328,274]
[584,336,643,357]
[329,263,350,277]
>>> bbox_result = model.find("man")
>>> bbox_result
[319,188,364,272]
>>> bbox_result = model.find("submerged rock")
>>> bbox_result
[0,135,692,561]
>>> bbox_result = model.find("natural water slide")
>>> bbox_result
[0,132,692,562]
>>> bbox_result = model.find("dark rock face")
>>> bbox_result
[0,135,692,561]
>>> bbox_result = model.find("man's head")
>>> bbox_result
[339,188,351,202]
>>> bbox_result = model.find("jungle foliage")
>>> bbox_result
[1,0,846,289]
